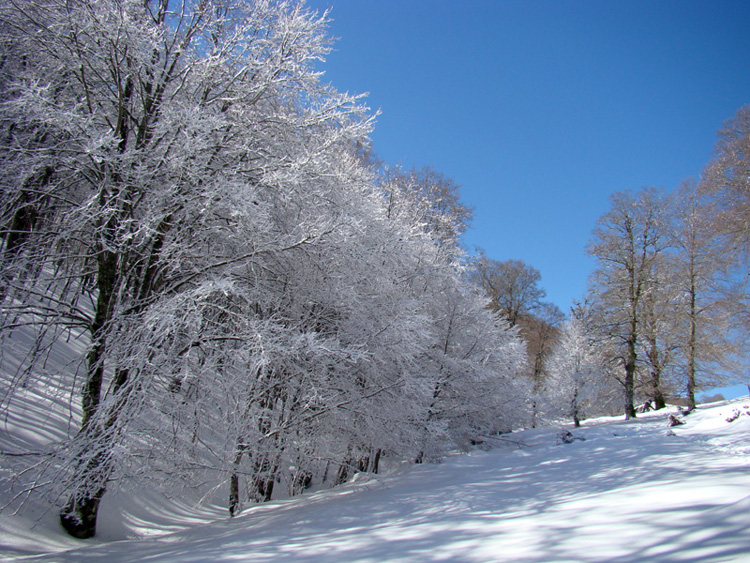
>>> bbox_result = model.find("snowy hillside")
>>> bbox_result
[2,398,749,562]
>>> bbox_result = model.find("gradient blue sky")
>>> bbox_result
[307,0,750,313]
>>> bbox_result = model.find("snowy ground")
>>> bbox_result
[1,399,749,562]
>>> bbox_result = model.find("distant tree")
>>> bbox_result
[470,257,546,327]
[698,105,750,391]
[543,302,613,427]
[669,180,742,410]
[520,302,564,427]
[702,104,750,259]
[544,312,605,427]
[586,188,669,419]
[467,254,559,427]
[699,393,726,404]
[638,250,681,410]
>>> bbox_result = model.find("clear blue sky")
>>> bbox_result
[307,0,750,313]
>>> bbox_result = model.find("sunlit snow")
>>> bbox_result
[2,396,748,562]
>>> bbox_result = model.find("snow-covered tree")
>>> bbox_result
[0,0,527,538]
[381,165,473,256]
[378,165,527,454]
[544,312,605,427]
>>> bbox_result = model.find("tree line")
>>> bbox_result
[465,105,750,430]
[0,0,527,539]
[522,107,750,427]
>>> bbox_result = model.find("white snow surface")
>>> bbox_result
[2,400,750,562]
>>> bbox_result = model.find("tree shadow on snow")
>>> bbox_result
[20,413,750,562]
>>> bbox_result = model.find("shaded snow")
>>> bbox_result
[2,399,749,562]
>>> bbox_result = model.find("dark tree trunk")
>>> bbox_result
[228,473,240,517]
[59,212,119,537]
[253,473,275,502]
[653,388,666,410]
[624,340,637,420]
[290,469,312,496]
[686,287,698,412]
[334,459,351,486]
[645,334,667,410]
[59,448,109,539]
[370,449,381,474]
[0,168,51,303]
[357,455,369,473]
[228,441,248,517]
[250,453,278,503]
[651,368,667,410]
[60,489,106,539]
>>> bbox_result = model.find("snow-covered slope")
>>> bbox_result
[1,398,749,562]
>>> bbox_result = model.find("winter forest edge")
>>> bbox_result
[0,0,748,542]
